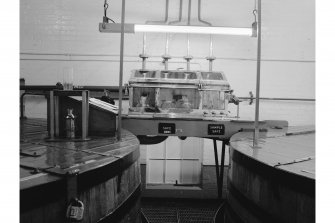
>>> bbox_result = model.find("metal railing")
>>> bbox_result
[234,97,315,119]
[20,83,315,120]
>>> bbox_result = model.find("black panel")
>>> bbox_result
[158,123,176,134]
[208,124,225,135]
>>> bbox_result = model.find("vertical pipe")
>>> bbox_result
[169,0,183,25]
[142,34,146,54]
[164,34,169,70]
[165,34,169,55]
[209,35,213,57]
[118,0,126,141]
[186,34,190,71]
[164,0,169,22]
[142,33,146,69]
[197,0,212,26]
[142,59,146,70]
[188,0,192,25]
[146,0,169,24]
[253,0,261,147]
[187,34,190,56]
[209,35,213,71]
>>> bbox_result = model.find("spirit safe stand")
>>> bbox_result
[47,90,90,141]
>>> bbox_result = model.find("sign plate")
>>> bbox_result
[208,124,225,135]
[158,123,176,134]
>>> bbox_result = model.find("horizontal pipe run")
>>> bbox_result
[239,97,315,101]
[20,53,315,63]
[20,86,315,102]
[20,85,126,92]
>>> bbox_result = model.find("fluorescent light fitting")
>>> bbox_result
[135,24,252,36]
[100,23,256,37]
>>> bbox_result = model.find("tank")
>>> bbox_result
[128,69,233,117]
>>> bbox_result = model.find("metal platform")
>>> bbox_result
[141,199,223,223]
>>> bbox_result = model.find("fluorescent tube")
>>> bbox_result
[135,24,253,36]
[99,23,256,37]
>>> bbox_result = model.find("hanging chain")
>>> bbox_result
[103,0,115,23]
[253,0,258,23]
[104,0,108,17]
[253,9,257,23]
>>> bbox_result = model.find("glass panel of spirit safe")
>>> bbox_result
[128,70,232,117]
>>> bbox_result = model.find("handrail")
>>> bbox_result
[20,85,126,92]
[20,84,314,120]
[239,97,315,102]
[20,85,315,102]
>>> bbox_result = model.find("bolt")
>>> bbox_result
[30,168,40,174]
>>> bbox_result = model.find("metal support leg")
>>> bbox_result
[55,95,59,137]
[213,139,226,199]
[213,139,220,190]
[82,91,89,140]
[117,0,126,141]
[254,0,262,147]
[219,141,226,198]
[49,91,55,139]
[20,93,27,119]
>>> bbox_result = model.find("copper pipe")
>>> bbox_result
[169,0,183,24]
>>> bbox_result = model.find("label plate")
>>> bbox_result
[158,123,176,134]
[208,124,225,135]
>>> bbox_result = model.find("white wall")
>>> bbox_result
[20,0,315,99]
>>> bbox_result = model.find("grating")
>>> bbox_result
[141,199,222,223]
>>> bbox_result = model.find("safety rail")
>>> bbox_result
[239,97,315,102]
[20,83,315,119]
